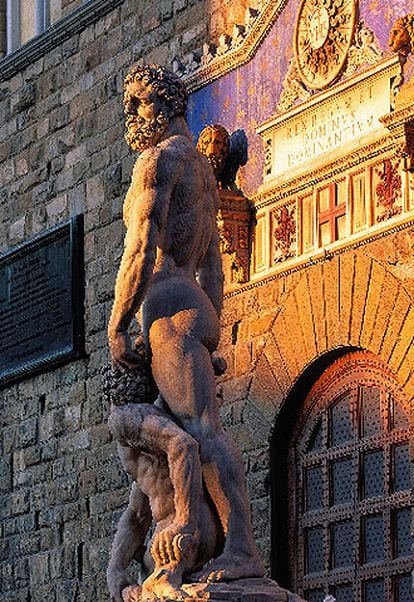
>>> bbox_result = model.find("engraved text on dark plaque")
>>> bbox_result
[0,215,84,387]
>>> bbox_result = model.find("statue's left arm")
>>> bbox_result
[142,413,202,569]
[108,149,181,368]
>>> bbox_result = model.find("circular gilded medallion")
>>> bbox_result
[294,0,357,90]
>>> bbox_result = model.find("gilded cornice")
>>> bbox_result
[257,56,400,135]
[183,0,289,93]
[223,216,414,300]
[380,104,414,130]
[380,105,414,172]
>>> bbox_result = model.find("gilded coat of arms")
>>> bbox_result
[294,0,358,89]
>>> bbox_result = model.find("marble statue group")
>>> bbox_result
[106,65,264,602]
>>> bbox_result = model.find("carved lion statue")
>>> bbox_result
[388,14,414,110]
[388,14,414,56]
[196,124,230,184]
[197,124,248,191]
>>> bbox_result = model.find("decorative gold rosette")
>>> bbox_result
[294,0,358,89]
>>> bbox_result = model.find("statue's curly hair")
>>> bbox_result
[124,64,188,117]
[401,14,414,39]
[102,340,158,408]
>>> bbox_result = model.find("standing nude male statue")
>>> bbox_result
[108,64,264,589]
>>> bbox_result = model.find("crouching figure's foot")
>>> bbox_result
[121,584,142,602]
[190,551,265,583]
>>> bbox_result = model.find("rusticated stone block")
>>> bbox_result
[18,418,37,448]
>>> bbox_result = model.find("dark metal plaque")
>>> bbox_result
[0,215,84,387]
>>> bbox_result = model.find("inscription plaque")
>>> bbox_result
[0,215,84,387]
[257,57,401,181]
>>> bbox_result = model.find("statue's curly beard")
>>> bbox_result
[125,112,170,152]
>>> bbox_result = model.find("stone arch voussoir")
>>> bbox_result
[252,254,414,425]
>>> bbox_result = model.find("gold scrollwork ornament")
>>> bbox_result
[294,0,358,90]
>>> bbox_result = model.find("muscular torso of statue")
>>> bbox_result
[134,450,173,522]
[123,134,221,355]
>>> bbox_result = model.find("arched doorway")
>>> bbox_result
[272,351,412,602]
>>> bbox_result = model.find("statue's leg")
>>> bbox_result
[149,314,265,582]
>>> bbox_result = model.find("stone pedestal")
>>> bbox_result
[124,578,305,601]
[217,189,251,289]
[181,578,304,601]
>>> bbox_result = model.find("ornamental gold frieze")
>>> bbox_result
[223,216,414,299]
[252,135,394,210]
[250,148,412,283]
[380,103,414,171]
[217,190,251,287]
[257,56,401,185]
[272,203,297,262]
[278,19,384,113]
[381,103,414,129]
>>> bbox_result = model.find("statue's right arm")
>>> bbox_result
[108,149,183,368]
[107,482,151,602]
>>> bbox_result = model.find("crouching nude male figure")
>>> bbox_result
[107,401,220,602]
[108,64,264,596]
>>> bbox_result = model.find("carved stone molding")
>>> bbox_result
[344,20,383,76]
[375,158,403,222]
[380,104,414,172]
[294,0,357,90]
[273,204,296,263]
[223,217,414,300]
[253,135,394,210]
[278,20,384,114]
[0,0,124,82]
[184,0,289,93]
[259,56,401,185]
[277,57,312,113]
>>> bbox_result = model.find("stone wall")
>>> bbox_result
[1,0,413,600]
[0,2,208,600]
[207,0,254,41]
